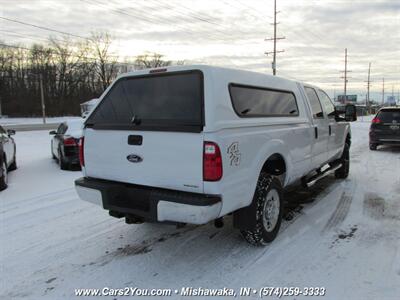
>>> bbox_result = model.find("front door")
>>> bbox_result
[304,86,330,168]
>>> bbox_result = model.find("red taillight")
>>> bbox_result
[63,137,77,146]
[79,137,84,167]
[372,117,381,124]
[203,141,223,181]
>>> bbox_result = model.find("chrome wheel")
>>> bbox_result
[1,160,7,184]
[262,189,280,232]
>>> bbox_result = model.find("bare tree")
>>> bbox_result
[90,32,118,90]
[134,53,172,70]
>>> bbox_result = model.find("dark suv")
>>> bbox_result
[369,107,400,150]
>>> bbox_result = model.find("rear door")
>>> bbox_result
[83,70,205,193]
[304,86,330,168]
[317,89,343,160]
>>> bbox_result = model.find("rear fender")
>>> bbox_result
[246,140,291,206]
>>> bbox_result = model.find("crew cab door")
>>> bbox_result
[316,89,344,160]
[304,86,330,168]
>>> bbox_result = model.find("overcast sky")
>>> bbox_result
[1,0,399,101]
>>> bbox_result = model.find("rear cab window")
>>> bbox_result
[229,84,299,117]
[86,70,204,132]
[376,109,400,123]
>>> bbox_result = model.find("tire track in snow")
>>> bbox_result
[0,187,75,213]
[323,181,356,231]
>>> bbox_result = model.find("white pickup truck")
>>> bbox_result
[75,65,357,245]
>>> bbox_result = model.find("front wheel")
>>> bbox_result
[58,149,69,170]
[0,160,8,191]
[241,173,284,246]
[369,143,377,151]
[335,143,350,179]
[8,153,17,171]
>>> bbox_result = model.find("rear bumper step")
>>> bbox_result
[75,177,222,225]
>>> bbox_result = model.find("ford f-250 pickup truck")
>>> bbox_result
[75,65,357,246]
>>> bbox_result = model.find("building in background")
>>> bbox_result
[337,94,357,104]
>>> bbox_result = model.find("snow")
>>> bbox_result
[1,118,399,299]
[0,116,82,126]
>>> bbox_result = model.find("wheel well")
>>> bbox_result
[261,153,286,177]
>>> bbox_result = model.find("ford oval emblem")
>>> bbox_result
[127,154,143,163]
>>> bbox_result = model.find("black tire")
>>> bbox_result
[8,152,17,171]
[58,149,69,170]
[241,173,284,246]
[369,143,377,151]
[335,143,350,179]
[0,159,8,191]
[51,141,56,159]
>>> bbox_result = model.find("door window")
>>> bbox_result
[305,87,324,119]
[317,90,335,118]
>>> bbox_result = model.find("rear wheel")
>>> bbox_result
[241,173,283,246]
[0,159,8,191]
[369,143,377,151]
[335,143,350,179]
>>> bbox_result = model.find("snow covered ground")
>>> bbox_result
[1,118,399,300]
[0,117,81,126]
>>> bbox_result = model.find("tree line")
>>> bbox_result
[0,33,179,117]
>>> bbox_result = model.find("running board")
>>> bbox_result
[303,163,342,188]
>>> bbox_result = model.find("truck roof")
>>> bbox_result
[117,64,300,86]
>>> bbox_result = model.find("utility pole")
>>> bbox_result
[265,0,285,76]
[339,48,351,103]
[365,62,371,113]
[39,74,46,124]
[381,78,385,105]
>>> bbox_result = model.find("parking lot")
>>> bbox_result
[1,118,399,299]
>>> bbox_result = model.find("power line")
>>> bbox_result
[0,29,68,44]
[81,0,235,42]
[0,42,137,66]
[0,16,93,41]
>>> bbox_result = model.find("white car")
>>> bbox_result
[75,65,357,245]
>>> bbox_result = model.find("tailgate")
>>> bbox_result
[84,129,204,193]
[83,69,205,193]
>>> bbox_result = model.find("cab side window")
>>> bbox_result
[304,87,323,118]
[317,90,335,118]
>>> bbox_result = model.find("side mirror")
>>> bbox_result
[7,129,16,136]
[345,104,357,122]
[49,130,57,135]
